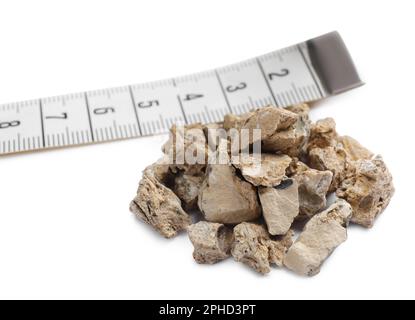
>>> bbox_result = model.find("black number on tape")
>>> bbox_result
[94,107,115,115]
[0,120,20,129]
[226,82,247,93]
[268,69,290,79]
[138,100,159,108]
[46,112,68,120]
[184,94,204,101]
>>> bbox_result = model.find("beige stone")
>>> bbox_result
[224,106,297,139]
[307,118,374,192]
[286,157,310,176]
[197,138,261,224]
[187,222,233,264]
[223,113,241,131]
[202,122,225,152]
[173,173,204,210]
[339,135,374,161]
[262,107,311,157]
[308,144,348,192]
[284,199,352,276]
[337,155,394,228]
[258,179,299,235]
[142,155,173,183]
[307,117,337,149]
[162,123,208,175]
[130,159,191,238]
[232,222,294,274]
[292,161,333,218]
[285,103,310,118]
[223,106,298,150]
[224,105,311,157]
[234,153,292,187]
[198,163,261,224]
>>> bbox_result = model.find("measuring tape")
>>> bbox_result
[0,31,362,156]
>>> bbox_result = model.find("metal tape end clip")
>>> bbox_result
[307,31,364,95]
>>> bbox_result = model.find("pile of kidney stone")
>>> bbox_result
[130,104,394,276]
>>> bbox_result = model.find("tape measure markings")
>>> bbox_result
[84,92,95,142]
[39,98,45,147]
[0,32,363,155]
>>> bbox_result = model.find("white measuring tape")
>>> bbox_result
[0,31,362,156]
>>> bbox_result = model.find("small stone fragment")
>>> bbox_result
[268,231,294,268]
[258,179,299,235]
[162,123,208,175]
[173,173,204,210]
[130,159,191,238]
[223,113,241,131]
[286,157,310,176]
[202,122,225,152]
[291,161,333,218]
[307,118,375,192]
[339,135,374,161]
[223,105,310,157]
[284,199,353,276]
[197,138,261,224]
[232,223,294,274]
[307,118,346,191]
[234,153,292,187]
[187,221,233,264]
[285,103,310,118]
[224,106,297,135]
[224,106,298,148]
[198,163,261,224]
[307,117,337,149]
[337,155,394,228]
[142,155,173,183]
[308,144,348,192]
[262,106,311,157]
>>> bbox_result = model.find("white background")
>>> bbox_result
[0,0,414,300]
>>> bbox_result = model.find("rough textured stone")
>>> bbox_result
[339,135,374,161]
[202,122,225,152]
[198,163,261,224]
[284,199,352,276]
[223,105,311,157]
[197,138,261,224]
[262,107,311,157]
[307,118,346,191]
[224,106,298,150]
[307,118,337,149]
[173,173,204,210]
[234,153,292,187]
[232,222,294,274]
[307,118,374,192]
[224,106,297,139]
[187,222,233,264]
[286,157,310,176]
[130,159,191,238]
[308,144,348,192]
[130,102,395,276]
[142,155,173,183]
[162,123,207,175]
[337,155,394,228]
[258,179,299,235]
[291,161,333,218]
[286,103,310,118]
